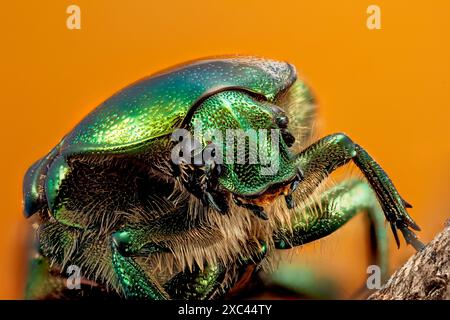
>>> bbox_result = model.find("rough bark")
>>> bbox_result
[368,221,449,300]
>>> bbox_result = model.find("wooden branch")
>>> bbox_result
[368,221,450,300]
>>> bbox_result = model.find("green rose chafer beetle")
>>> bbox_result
[23,56,423,299]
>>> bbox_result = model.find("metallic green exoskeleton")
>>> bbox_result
[23,56,424,300]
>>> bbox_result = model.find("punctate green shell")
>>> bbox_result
[23,56,297,217]
[61,57,296,155]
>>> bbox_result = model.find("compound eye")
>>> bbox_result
[270,105,289,128]
[268,104,294,146]
[276,115,289,128]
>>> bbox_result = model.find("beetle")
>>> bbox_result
[23,56,424,299]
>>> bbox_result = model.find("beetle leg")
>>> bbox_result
[274,179,389,281]
[25,254,123,299]
[108,210,224,299]
[110,205,268,300]
[111,230,169,257]
[164,239,267,299]
[110,205,223,258]
[111,238,169,299]
[112,223,266,300]
[163,263,227,299]
[35,218,167,299]
[292,133,424,251]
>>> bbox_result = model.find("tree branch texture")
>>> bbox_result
[368,221,449,300]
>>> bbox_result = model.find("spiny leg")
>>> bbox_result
[34,221,126,299]
[41,153,246,300]
[110,241,169,299]
[163,239,268,300]
[109,198,234,300]
[36,218,267,300]
[37,216,170,300]
[164,264,227,300]
[110,220,178,300]
[42,162,173,300]
[113,221,267,300]
[274,179,389,280]
[292,133,424,250]
[25,254,121,300]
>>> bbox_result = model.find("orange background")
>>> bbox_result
[1,1,449,299]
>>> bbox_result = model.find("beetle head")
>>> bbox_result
[174,89,303,218]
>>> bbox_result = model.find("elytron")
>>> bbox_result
[23,56,423,299]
